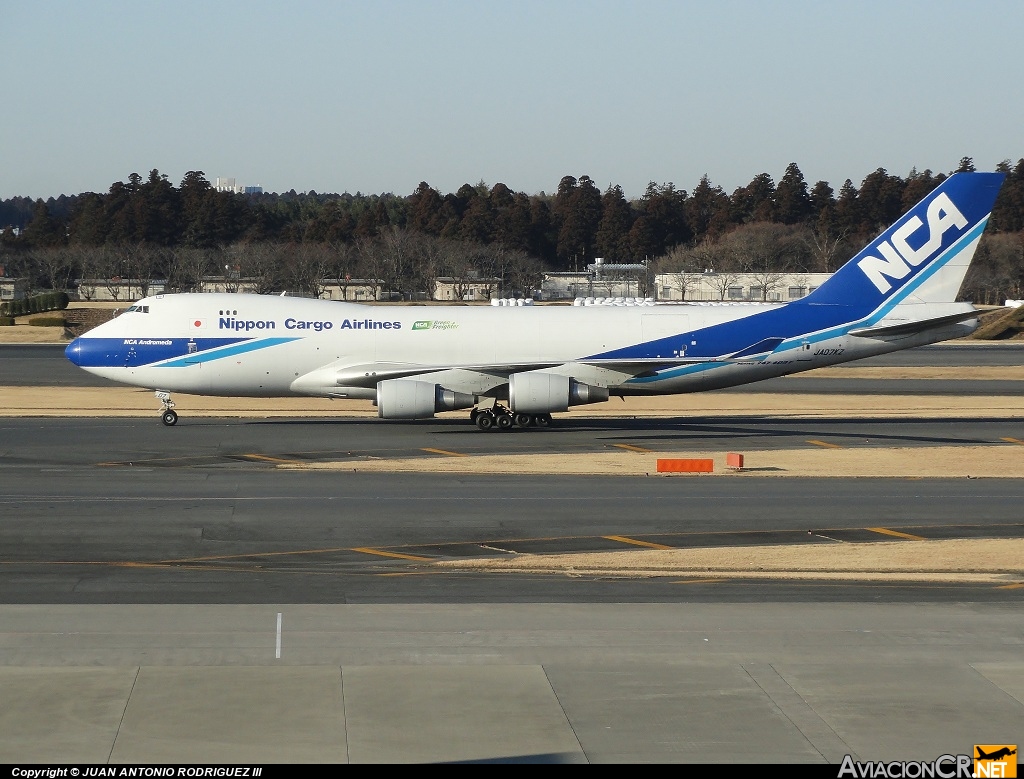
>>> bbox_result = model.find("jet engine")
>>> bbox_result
[508,372,609,414]
[376,378,475,419]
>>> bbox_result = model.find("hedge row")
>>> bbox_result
[28,316,67,327]
[0,292,70,317]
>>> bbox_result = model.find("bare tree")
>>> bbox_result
[691,238,741,300]
[31,247,75,292]
[168,248,212,293]
[803,224,849,273]
[440,241,482,301]
[354,237,386,300]
[477,243,527,298]
[113,242,163,298]
[412,232,454,301]
[206,245,240,293]
[962,233,1024,305]
[723,223,816,300]
[788,274,810,301]
[375,227,420,299]
[504,248,545,299]
[327,241,359,300]
[236,242,285,295]
[671,268,703,301]
[705,269,743,301]
[98,247,126,302]
[281,243,332,298]
[655,245,702,300]
[746,267,787,301]
[74,247,105,301]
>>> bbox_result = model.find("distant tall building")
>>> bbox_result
[214,177,263,195]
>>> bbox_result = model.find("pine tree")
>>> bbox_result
[23,200,65,247]
[595,185,635,260]
[774,163,812,224]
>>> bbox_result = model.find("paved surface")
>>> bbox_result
[1,603,1021,764]
[3,447,1024,601]
[1,344,1023,764]
[5,413,1024,463]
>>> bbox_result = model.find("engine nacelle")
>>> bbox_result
[376,379,475,419]
[508,372,609,414]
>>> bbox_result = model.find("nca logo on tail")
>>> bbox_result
[858,192,968,293]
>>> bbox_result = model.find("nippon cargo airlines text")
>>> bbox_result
[218,316,402,332]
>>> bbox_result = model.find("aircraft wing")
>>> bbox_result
[847,309,980,338]
[333,361,567,388]
[319,352,773,394]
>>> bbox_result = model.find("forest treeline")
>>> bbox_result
[1,157,1022,303]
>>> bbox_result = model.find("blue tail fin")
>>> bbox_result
[802,172,1004,311]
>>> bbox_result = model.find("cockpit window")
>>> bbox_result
[124,305,149,313]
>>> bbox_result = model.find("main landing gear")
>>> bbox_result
[156,390,178,426]
[469,404,552,432]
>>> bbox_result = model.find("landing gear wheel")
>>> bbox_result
[155,390,177,427]
[533,413,552,428]
[475,412,495,431]
[514,413,533,428]
[496,413,514,430]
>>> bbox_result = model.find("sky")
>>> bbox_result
[2,0,1023,201]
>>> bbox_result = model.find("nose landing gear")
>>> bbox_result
[156,390,178,426]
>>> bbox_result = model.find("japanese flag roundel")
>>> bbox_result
[191,318,206,329]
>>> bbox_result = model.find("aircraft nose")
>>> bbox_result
[65,338,82,366]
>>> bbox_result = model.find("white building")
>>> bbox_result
[541,268,832,302]
[0,276,30,301]
[541,271,646,301]
[214,177,263,195]
[75,279,168,301]
[654,271,833,302]
[432,277,502,302]
[320,281,385,302]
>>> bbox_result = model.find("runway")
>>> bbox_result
[4,450,1024,602]
[1,343,1022,763]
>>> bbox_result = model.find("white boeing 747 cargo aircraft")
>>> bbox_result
[66,172,1004,430]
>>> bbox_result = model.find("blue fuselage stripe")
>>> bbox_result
[66,336,300,368]
[156,337,300,367]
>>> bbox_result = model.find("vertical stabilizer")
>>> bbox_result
[801,172,1004,312]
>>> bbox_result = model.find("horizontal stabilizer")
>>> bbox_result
[728,337,785,359]
[848,310,980,338]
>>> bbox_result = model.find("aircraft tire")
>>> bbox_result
[161,410,178,426]
[514,413,532,428]
[533,413,551,427]
[496,413,514,431]
[475,412,495,431]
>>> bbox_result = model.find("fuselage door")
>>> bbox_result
[184,339,202,364]
[796,338,813,361]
